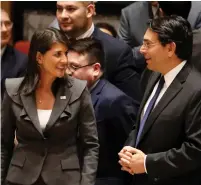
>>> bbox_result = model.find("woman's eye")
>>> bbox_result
[54,52,61,57]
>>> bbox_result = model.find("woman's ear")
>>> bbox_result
[36,51,43,65]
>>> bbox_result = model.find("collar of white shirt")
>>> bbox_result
[77,23,95,40]
[1,45,7,58]
[164,60,187,88]
[152,5,159,17]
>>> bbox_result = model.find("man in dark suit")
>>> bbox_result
[67,38,139,185]
[119,16,201,185]
[1,9,28,99]
[140,1,201,94]
[52,1,141,102]
[118,1,201,73]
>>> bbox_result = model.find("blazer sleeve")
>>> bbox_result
[114,45,142,102]
[118,8,133,47]
[1,91,16,184]
[78,87,99,185]
[118,9,146,73]
[146,91,201,180]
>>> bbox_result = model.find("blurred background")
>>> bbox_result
[1,1,134,43]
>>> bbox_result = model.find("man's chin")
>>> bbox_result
[1,40,9,48]
[60,26,73,33]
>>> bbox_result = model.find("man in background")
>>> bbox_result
[118,1,201,73]
[1,9,27,99]
[51,1,142,103]
[67,38,139,185]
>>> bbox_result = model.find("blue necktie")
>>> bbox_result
[135,76,165,146]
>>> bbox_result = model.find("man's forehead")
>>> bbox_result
[57,1,85,7]
[68,51,88,61]
[143,28,159,41]
[1,10,10,21]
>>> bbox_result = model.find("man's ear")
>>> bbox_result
[167,42,176,58]
[93,63,101,77]
[86,4,95,18]
[36,51,43,64]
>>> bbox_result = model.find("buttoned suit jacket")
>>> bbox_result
[1,45,28,99]
[125,63,201,185]
[1,76,99,185]
[91,79,139,185]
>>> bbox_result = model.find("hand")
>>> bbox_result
[118,146,136,175]
[119,146,146,174]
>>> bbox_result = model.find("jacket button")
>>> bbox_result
[154,177,159,182]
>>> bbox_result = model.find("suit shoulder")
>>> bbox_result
[5,77,24,97]
[122,1,148,13]
[68,76,87,96]
[101,80,132,101]
[187,68,201,91]
[13,48,28,62]
[96,29,131,51]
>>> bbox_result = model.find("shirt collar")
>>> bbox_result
[89,79,100,93]
[163,60,187,88]
[1,45,7,58]
[152,5,159,18]
[77,23,94,40]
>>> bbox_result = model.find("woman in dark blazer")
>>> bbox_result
[1,28,99,185]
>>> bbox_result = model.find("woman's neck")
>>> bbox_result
[38,73,56,92]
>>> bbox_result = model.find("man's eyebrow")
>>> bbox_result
[143,39,150,42]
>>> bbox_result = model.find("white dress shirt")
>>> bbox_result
[1,46,6,58]
[152,5,159,18]
[142,61,187,173]
[37,109,52,131]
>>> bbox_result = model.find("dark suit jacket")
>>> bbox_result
[49,20,141,102]
[91,79,139,185]
[92,27,141,102]
[118,1,201,73]
[1,77,99,185]
[1,45,28,99]
[125,63,201,185]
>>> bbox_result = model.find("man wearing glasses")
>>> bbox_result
[67,38,139,185]
[53,1,141,103]
[119,16,201,185]
[1,9,27,99]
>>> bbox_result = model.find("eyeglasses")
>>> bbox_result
[1,21,13,29]
[67,62,96,73]
[141,42,161,49]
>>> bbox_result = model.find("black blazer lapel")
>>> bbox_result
[91,79,106,108]
[136,72,161,127]
[137,64,191,146]
[20,93,44,136]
